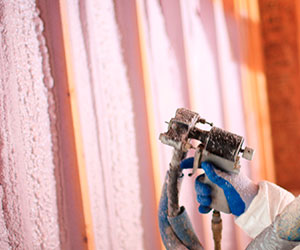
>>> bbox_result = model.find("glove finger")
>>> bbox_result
[195,174,211,196]
[197,195,212,206]
[201,161,246,216]
[180,157,194,169]
[198,205,212,214]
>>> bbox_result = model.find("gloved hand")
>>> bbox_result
[180,157,259,216]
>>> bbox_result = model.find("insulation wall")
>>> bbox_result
[64,0,145,249]
[0,0,270,250]
[0,1,60,249]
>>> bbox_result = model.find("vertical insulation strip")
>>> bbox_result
[234,0,275,182]
[177,19,196,109]
[58,1,95,249]
[135,0,162,211]
[171,1,195,110]
[135,1,163,248]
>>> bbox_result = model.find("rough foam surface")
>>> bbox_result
[0,1,60,249]
[0,0,145,248]
[0,0,259,249]
[66,0,144,249]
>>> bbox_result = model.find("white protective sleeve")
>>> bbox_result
[235,181,295,238]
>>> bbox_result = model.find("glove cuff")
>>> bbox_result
[232,172,258,211]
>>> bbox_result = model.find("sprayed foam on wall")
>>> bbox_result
[65,0,145,249]
[0,1,60,249]
[0,0,254,249]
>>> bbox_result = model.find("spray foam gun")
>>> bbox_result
[158,108,254,250]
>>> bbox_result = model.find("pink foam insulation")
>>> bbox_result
[0,1,60,249]
[142,0,188,177]
[0,0,259,249]
[64,0,144,249]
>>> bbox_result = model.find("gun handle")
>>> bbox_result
[200,175,230,214]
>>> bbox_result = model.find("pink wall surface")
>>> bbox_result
[64,0,145,249]
[0,1,60,249]
[0,0,258,249]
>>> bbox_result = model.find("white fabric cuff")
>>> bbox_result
[235,181,295,238]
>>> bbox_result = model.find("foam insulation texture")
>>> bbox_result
[0,0,60,249]
[0,0,146,249]
[65,0,144,249]
[0,0,255,249]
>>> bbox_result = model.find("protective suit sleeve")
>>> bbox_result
[235,180,295,238]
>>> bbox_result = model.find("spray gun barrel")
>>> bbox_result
[159,108,254,175]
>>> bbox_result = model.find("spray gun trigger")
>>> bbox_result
[189,147,202,177]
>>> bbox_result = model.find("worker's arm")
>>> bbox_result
[180,158,295,238]
[246,196,300,249]
[236,180,295,238]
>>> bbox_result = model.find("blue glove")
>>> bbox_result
[180,157,258,216]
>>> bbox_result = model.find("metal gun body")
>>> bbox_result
[159,108,254,176]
